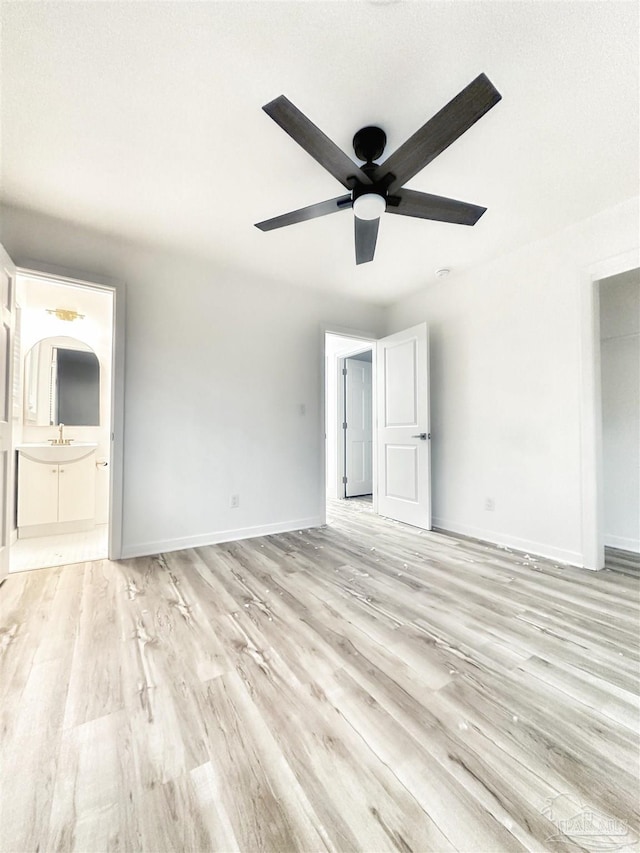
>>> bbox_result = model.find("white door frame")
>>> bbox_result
[0,245,16,583]
[579,247,639,570]
[321,326,377,524]
[16,263,126,561]
[336,354,347,499]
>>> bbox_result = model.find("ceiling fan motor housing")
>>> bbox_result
[352,126,387,163]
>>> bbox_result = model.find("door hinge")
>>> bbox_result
[342,368,347,376]
[342,476,348,484]
[342,422,347,430]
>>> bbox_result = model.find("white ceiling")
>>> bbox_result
[1,1,638,304]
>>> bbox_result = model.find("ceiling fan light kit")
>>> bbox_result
[352,192,386,221]
[255,73,502,265]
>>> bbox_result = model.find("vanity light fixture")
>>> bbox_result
[46,308,85,322]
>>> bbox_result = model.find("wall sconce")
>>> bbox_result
[46,308,85,322]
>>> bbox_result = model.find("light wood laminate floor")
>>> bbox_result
[1,500,639,853]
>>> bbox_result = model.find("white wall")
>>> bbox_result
[599,269,640,552]
[1,204,385,557]
[3,197,637,566]
[385,196,640,566]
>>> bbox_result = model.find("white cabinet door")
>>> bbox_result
[58,454,95,522]
[376,322,431,529]
[17,456,59,527]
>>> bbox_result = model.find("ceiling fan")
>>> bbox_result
[255,73,501,265]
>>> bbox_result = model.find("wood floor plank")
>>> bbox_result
[191,670,334,853]
[45,710,141,852]
[1,654,75,850]
[1,498,638,852]
[63,561,126,729]
[0,565,68,707]
[441,662,640,823]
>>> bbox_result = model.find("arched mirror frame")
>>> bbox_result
[24,335,101,426]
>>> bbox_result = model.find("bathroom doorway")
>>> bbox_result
[9,272,115,572]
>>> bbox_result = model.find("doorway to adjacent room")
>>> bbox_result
[10,271,115,572]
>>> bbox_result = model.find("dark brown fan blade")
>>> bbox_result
[255,195,352,231]
[374,73,501,193]
[263,96,372,189]
[354,217,379,265]
[386,189,486,225]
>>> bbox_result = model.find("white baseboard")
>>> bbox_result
[604,534,640,553]
[120,516,324,560]
[432,516,585,567]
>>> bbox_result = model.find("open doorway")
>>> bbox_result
[9,272,114,572]
[598,267,639,570]
[325,333,375,504]
[324,324,432,531]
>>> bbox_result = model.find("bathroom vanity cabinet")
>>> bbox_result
[17,443,97,538]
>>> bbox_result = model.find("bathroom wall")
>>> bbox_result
[16,274,113,524]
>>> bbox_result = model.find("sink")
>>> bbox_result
[16,442,98,463]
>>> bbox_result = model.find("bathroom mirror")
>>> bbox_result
[24,336,100,426]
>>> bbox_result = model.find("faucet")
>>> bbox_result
[49,423,74,446]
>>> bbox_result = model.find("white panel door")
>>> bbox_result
[0,244,16,582]
[376,323,431,529]
[345,356,372,497]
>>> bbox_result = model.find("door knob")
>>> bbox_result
[411,433,429,440]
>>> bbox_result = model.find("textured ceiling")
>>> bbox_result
[1,1,638,304]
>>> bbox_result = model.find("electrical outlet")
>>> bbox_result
[230,494,240,508]
[484,497,495,511]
